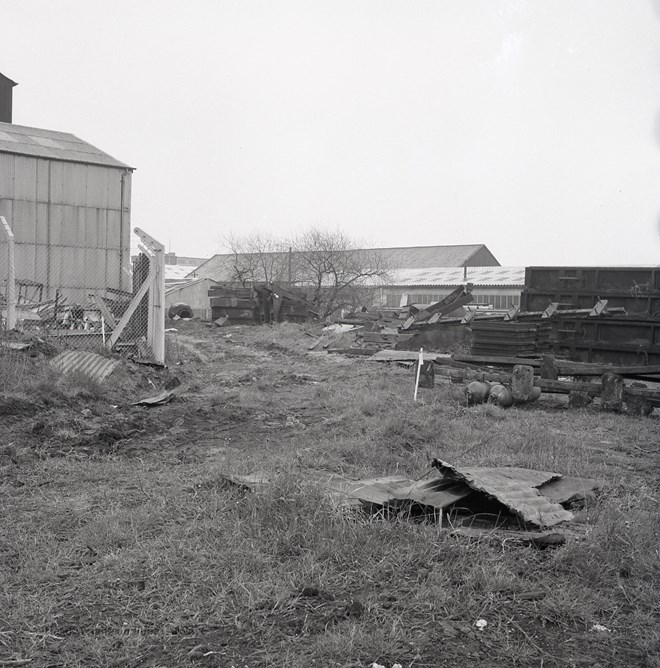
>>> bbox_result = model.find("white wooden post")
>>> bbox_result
[413,347,424,401]
[0,216,16,331]
[135,228,165,364]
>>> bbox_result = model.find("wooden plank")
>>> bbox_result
[362,332,399,343]
[555,362,660,377]
[210,297,258,308]
[108,266,153,348]
[370,350,446,362]
[453,354,541,367]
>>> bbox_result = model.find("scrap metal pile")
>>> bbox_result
[318,266,660,371]
[475,266,660,365]
[1,280,133,338]
[312,285,474,354]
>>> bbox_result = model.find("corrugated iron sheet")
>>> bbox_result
[51,351,120,383]
[386,266,526,287]
[0,121,132,169]
[434,461,573,528]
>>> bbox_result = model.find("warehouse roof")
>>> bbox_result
[385,266,525,287]
[375,244,498,268]
[164,265,194,282]
[190,244,500,280]
[0,121,132,169]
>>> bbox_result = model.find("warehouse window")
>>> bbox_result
[408,293,445,305]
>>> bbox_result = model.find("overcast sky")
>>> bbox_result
[3,0,660,265]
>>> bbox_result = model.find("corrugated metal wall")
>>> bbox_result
[0,153,131,302]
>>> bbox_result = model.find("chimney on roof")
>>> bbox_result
[0,72,17,123]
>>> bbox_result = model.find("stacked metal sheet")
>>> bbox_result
[470,321,539,357]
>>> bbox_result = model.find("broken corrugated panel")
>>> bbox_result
[537,476,605,505]
[305,469,472,509]
[50,350,119,383]
[434,461,573,528]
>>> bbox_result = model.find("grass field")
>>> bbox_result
[1,321,659,668]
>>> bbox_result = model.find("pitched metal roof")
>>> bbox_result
[385,266,525,287]
[165,264,196,282]
[376,244,497,268]
[191,244,500,281]
[0,72,17,87]
[165,276,219,295]
[0,121,132,169]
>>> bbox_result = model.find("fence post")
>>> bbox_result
[134,227,165,364]
[0,216,16,331]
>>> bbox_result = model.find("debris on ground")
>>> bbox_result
[432,459,574,527]
[369,352,660,414]
[132,390,175,406]
[217,461,605,532]
[50,350,120,383]
[1,340,31,351]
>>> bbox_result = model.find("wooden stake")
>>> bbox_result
[414,347,424,401]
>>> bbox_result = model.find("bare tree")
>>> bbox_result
[223,232,290,286]
[291,228,390,319]
[222,228,390,318]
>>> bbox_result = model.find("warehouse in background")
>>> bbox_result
[377,266,525,310]
[0,72,133,305]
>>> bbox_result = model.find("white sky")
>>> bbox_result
[3,0,660,265]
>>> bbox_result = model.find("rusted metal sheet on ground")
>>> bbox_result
[433,460,573,528]
[216,465,601,532]
[305,469,472,509]
[50,350,120,383]
[537,476,605,505]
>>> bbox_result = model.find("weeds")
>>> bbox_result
[1,321,659,667]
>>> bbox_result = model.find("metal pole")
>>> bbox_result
[0,216,16,331]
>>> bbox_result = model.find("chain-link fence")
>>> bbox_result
[0,217,165,363]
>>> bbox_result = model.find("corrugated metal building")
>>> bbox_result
[377,266,525,309]
[0,116,133,303]
[189,244,500,282]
